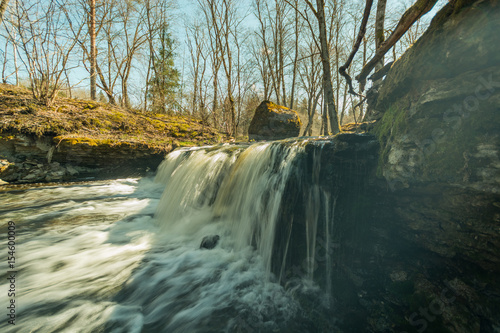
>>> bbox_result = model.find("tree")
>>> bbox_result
[297,32,322,136]
[0,0,8,24]
[7,0,83,105]
[89,0,96,100]
[356,0,439,87]
[304,0,341,135]
[374,0,387,74]
[147,24,179,113]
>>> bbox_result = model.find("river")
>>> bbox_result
[0,142,334,332]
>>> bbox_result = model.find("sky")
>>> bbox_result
[0,0,449,104]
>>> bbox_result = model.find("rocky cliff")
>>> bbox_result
[343,1,500,332]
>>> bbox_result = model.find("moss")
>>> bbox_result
[55,136,99,146]
[177,141,197,147]
[177,124,190,132]
[83,103,99,110]
[148,119,166,131]
[0,83,224,150]
[372,103,409,176]
[107,111,125,124]
[56,105,70,113]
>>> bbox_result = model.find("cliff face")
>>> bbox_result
[371,0,500,193]
[350,1,500,332]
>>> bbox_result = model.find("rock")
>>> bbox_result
[200,235,220,249]
[0,133,169,183]
[45,170,65,182]
[66,165,79,176]
[359,1,500,332]
[248,101,301,141]
[22,172,40,181]
[0,159,11,173]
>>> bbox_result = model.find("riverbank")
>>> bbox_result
[0,84,224,184]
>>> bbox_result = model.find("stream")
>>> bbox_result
[0,142,335,332]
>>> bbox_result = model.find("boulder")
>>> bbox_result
[200,235,220,249]
[248,101,301,141]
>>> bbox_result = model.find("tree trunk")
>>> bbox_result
[90,0,97,100]
[289,0,299,109]
[375,0,388,73]
[1,38,7,83]
[338,0,373,95]
[316,0,340,134]
[356,0,439,86]
[13,42,18,86]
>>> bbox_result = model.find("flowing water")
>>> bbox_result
[0,141,336,332]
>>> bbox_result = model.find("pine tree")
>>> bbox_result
[148,24,179,114]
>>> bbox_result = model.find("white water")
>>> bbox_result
[0,142,331,332]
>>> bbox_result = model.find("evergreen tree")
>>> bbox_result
[148,24,179,113]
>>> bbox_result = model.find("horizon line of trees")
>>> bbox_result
[0,0,445,137]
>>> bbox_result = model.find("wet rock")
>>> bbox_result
[200,235,220,249]
[46,170,65,182]
[248,101,301,141]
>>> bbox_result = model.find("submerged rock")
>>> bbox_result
[200,235,220,249]
[248,101,301,141]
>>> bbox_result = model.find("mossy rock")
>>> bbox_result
[248,101,302,141]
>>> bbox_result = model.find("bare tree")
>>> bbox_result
[7,0,83,105]
[254,0,295,107]
[374,0,387,73]
[297,34,322,135]
[304,0,341,135]
[89,0,96,100]
[356,0,439,86]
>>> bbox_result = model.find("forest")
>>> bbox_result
[0,0,446,137]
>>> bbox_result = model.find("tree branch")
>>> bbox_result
[338,0,373,97]
[304,0,317,17]
[356,0,439,87]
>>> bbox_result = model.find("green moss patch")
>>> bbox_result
[372,102,409,175]
[0,83,224,150]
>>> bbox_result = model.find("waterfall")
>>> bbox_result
[1,135,377,333]
[154,140,308,276]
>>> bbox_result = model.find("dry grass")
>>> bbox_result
[0,84,223,151]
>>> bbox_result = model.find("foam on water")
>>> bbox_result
[0,140,336,332]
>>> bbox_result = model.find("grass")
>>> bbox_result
[0,84,224,152]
